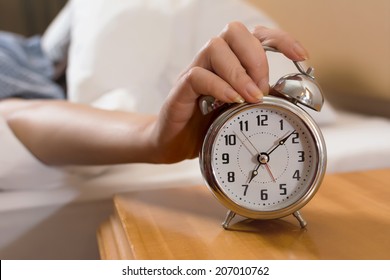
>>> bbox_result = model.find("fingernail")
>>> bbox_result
[234,96,245,103]
[246,82,263,101]
[225,87,245,103]
[293,42,309,60]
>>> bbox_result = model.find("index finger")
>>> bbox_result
[252,26,310,61]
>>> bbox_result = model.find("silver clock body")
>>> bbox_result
[200,95,327,222]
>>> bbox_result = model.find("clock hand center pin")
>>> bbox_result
[248,153,276,183]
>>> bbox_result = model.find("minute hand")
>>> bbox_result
[267,130,296,155]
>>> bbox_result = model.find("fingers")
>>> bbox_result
[252,25,309,61]
[196,36,264,103]
[180,22,309,106]
[219,22,270,95]
[173,66,244,111]
[164,66,247,127]
[190,22,267,102]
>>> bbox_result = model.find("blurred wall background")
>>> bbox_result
[247,0,390,117]
[0,0,66,36]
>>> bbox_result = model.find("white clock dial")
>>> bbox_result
[210,103,319,212]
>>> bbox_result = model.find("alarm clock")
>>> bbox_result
[199,46,327,229]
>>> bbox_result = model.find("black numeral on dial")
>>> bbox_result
[242,184,249,196]
[227,172,235,182]
[292,132,299,144]
[222,153,229,164]
[293,170,301,180]
[279,183,287,195]
[239,120,249,131]
[298,151,305,162]
[256,114,268,126]
[224,134,236,146]
[260,189,268,200]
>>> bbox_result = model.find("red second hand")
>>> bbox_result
[264,163,276,182]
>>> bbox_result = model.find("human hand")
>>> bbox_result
[148,22,309,164]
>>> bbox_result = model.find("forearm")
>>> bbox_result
[3,100,158,165]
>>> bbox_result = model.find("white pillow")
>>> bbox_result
[41,2,71,64]
[67,0,175,113]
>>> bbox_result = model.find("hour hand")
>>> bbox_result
[248,163,260,183]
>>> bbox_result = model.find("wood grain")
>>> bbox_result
[98,169,390,259]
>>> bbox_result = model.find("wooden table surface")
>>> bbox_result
[97,169,390,260]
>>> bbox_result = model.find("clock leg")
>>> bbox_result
[222,210,236,229]
[293,211,307,228]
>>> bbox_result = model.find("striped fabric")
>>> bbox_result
[0,31,65,100]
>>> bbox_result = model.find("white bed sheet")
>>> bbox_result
[322,111,390,173]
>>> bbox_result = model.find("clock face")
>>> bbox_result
[203,98,325,217]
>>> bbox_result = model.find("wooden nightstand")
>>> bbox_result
[97,169,390,259]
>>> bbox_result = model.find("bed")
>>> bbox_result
[1,0,389,259]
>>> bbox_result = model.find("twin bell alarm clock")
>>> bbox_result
[199,46,327,229]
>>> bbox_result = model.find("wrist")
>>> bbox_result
[127,114,161,164]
